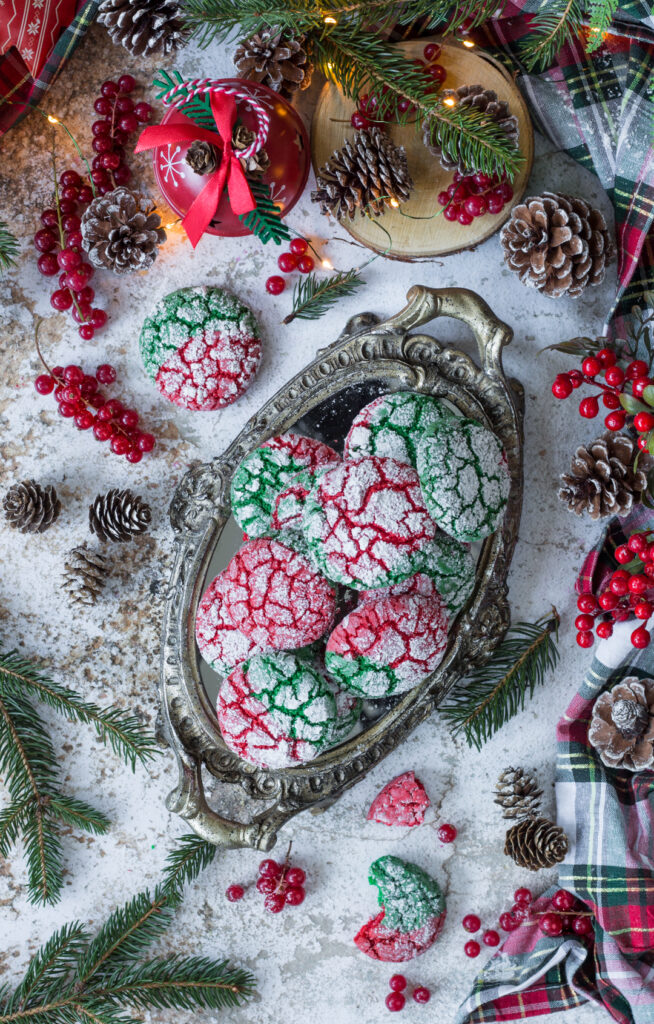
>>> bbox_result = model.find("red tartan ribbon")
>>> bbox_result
[135,89,256,248]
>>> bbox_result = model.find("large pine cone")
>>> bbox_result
[61,545,110,606]
[3,480,61,533]
[97,0,185,57]
[589,677,654,771]
[500,192,615,298]
[233,29,313,98]
[89,488,152,543]
[81,187,166,274]
[559,432,647,520]
[504,816,569,871]
[312,126,414,221]
[423,84,519,173]
[494,766,543,820]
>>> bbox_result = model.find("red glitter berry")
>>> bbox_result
[259,859,280,877]
[462,914,481,933]
[226,884,244,902]
[285,886,305,906]
[437,823,457,843]
[256,877,277,894]
[514,887,532,905]
[413,986,431,1004]
[96,363,117,384]
[499,912,520,932]
[264,893,286,913]
[386,993,406,1012]
[464,941,480,957]
[286,867,306,886]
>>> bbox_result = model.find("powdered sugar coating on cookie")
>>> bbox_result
[195,572,262,675]
[345,391,451,467]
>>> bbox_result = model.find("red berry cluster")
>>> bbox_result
[552,350,654,443]
[575,530,654,649]
[350,44,446,130]
[460,909,501,957]
[34,361,155,462]
[496,887,593,939]
[437,171,514,226]
[255,854,306,913]
[91,75,152,195]
[385,974,431,1012]
[265,238,314,296]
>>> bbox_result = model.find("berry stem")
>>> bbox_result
[50,141,86,324]
[274,841,293,895]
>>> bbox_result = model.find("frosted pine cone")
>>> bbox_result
[89,489,152,543]
[559,432,647,520]
[589,678,654,771]
[233,29,313,97]
[423,84,519,174]
[504,816,569,871]
[3,480,61,533]
[81,187,166,274]
[62,545,110,606]
[494,766,543,820]
[97,0,186,57]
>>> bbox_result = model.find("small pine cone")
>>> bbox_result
[62,545,110,606]
[81,187,166,274]
[559,432,647,520]
[500,192,616,298]
[494,766,543,820]
[312,126,414,221]
[588,677,654,771]
[504,816,569,871]
[233,29,313,98]
[89,488,152,543]
[232,125,271,177]
[97,0,186,57]
[423,84,519,173]
[185,140,220,176]
[3,480,61,533]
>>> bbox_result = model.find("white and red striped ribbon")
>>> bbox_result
[161,78,270,159]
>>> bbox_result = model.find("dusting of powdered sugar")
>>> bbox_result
[345,392,452,467]
[195,572,263,675]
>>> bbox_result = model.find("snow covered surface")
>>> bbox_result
[0,22,617,1024]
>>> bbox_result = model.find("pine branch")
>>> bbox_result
[283,267,365,324]
[94,957,255,1011]
[161,833,217,901]
[439,609,561,750]
[519,0,584,72]
[12,924,90,1010]
[586,0,619,50]
[239,178,291,245]
[77,888,174,986]
[0,219,18,273]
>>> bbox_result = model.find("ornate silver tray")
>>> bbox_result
[159,286,524,851]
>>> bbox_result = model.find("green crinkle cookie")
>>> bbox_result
[369,855,445,932]
[345,392,452,467]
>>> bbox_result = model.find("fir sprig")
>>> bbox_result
[161,832,218,899]
[0,877,254,1024]
[0,219,18,273]
[586,0,620,50]
[0,644,158,905]
[519,0,584,71]
[439,609,560,750]
[283,266,365,323]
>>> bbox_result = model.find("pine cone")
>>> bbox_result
[61,545,110,606]
[81,187,166,274]
[312,126,414,221]
[185,140,220,176]
[233,29,313,98]
[500,192,615,298]
[504,816,569,871]
[3,480,61,534]
[97,0,185,57]
[589,677,654,771]
[232,125,271,177]
[559,432,647,520]
[494,766,543,820]
[89,488,152,543]
[423,84,519,174]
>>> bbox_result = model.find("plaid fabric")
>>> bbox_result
[457,510,654,1024]
[0,0,99,137]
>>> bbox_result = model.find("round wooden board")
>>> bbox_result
[310,38,534,260]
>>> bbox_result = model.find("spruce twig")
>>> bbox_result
[586,0,620,49]
[161,833,218,900]
[439,609,561,750]
[0,220,18,273]
[0,644,158,905]
[519,0,584,71]
[283,267,365,323]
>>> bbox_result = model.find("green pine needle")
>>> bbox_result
[519,0,584,72]
[0,220,18,273]
[283,267,365,323]
[96,957,255,1011]
[77,888,175,986]
[439,609,560,751]
[586,0,620,50]
[161,833,218,901]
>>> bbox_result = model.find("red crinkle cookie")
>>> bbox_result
[303,456,437,589]
[367,770,430,827]
[354,911,445,963]
[222,538,336,649]
[358,572,441,608]
[195,573,262,675]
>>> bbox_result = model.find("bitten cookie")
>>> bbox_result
[217,651,338,769]
[139,286,262,410]
[303,456,437,590]
[231,433,340,538]
[345,391,451,467]
[367,771,430,827]
[416,417,510,543]
[354,855,446,961]
[221,538,336,650]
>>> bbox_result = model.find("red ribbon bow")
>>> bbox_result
[135,90,256,248]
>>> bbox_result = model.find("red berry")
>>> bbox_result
[385,993,405,1012]
[579,396,599,418]
[443,204,460,222]
[79,185,93,204]
[600,391,619,411]
[581,356,601,376]
[116,95,134,114]
[266,275,285,295]
[58,199,77,216]
[259,858,280,877]
[297,255,314,273]
[104,398,123,418]
[41,208,58,228]
[635,601,652,620]
[576,630,594,648]
[437,823,457,843]
[256,876,276,894]
[111,435,131,455]
[93,421,113,442]
[92,119,111,137]
[226,884,245,902]
[633,376,652,398]
[57,248,82,271]
[510,903,528,921]
[487,197,504,215]
[34,228,58,252]
[483,929,500,946]
[134,101,153,123]
[264,893,285,914]
[498,182,513,202]
[615,544,632,564]
[72,304,92,324]
[94,97,112,116]
[572,915,593,936]
[575,613,595,631]
[629,574,648,594]
[539,913,563,936]
[457,209,474,226]
[101,79,119,97]
[51,366,64,379]
[58,401,76,418]
[90,308,108,330]
[75,410,94,430]
[552,374,573,399]
[597,347,617,367]
[78,324,95,340]
[462,914,481,933]
[61,384,81,403]
[278,252,297,273]
[437,191,450,207]
[427,63,446,84]
[552,889,576,911]
[121,410,139,429]
[63,365,84,385]
[397,97,414,114]
[285,886,305,905]
[632,626,650,648]
[596,621,613,639]
[96,363,117,385]
[113,164,132,185]
[126,448,143,463]
[286,866,306,886]
[351,111,371,130]
[91,169,109,186]
[577,594,598,613]
[102,152,122,171]
[464,195,486,217]
[34,374,55,395]
[413,986,431,1004]
[50,289,72,311]
[464,941,480,957]
[62,214,81,233]
[389,975,407,992]
[604,366,625,387]
[635,411,654,433]
[514,887,532,905]
[499,912,520,932]
[423,42,442,61]
[290,238,308,256]
[137,432,156,453]
[118,113,139,133]
[604,410,626,431]
[569,370,584,388]
[627,359,648,379]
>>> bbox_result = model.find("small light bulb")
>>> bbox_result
[47,115,59,124]
[443,97,456,107]
[322,258,333,269]
[462,39,475,47]
[390,198,400,208]
[324,15,337,24]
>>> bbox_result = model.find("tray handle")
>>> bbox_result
[384,285,513,378]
